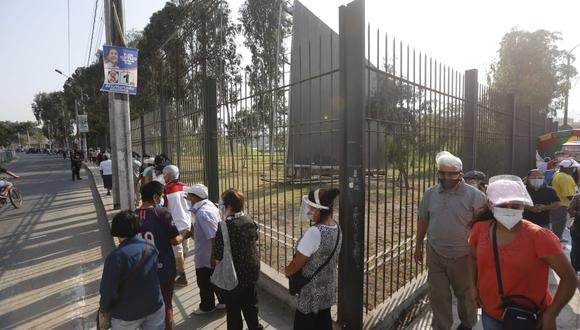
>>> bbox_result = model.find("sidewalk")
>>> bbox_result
[405,231,580,329]
[86,163,294,329]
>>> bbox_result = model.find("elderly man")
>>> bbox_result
[523,169,561,228]
[163,165,192,286]
[184,184,224,314]
[414,151,486,330]
[551,159,580,240]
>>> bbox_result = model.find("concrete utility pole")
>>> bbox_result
[104,0,134,210]
[564,43,580,127]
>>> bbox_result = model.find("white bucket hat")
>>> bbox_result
[486,175,533,207]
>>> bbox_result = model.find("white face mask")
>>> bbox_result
[492,207,523,230]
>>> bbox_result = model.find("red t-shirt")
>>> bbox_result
[468,220,562,320]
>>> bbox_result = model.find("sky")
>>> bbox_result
[0,0,579,123]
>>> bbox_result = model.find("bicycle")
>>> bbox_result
[0,177,22,209]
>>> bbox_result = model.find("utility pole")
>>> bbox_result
[104,0,135,210]
[564,43,580,127]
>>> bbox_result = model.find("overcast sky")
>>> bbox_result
[1,0,579,123]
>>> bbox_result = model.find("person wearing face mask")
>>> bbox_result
[550,159,580,240]
[183,184,225,315]
[137,181,184,330]
[464,170,487,193]
[523,169,561,229]
[414,151,486,330]
[468,175,577,330]
[162,165,192,286]
[213,188,263,330]
[284,188,341,330]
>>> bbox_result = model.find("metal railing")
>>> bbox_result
[128,0,555,326]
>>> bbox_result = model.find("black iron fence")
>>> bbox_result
[129,0,555,327]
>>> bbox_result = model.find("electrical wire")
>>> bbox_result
[87,0,100,66]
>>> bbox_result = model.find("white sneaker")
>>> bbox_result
[192,307,216,315]
[216,303,226,310]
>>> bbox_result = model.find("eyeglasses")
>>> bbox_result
[437,171,461,179]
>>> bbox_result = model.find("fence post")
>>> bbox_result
[204,78,219,203]
[505,94,516,173]
[160,100,169,156]
[529,106,535,169]
[338,0,365,328]
[140,113,146,157]
[462,69,478,170]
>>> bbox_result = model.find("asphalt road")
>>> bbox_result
[0,153,114,329]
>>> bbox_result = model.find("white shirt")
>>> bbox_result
[297,223,338,257]
[191,199,220,268]
[99,160,113,175]
[153,173,165,185]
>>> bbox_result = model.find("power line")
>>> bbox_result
[87,0,100,66]
[67,0,71,74]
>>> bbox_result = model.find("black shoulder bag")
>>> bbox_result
[491,221,541,329]
[289,226,341,296]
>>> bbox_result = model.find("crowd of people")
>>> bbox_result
[97,153,344,330]
[93,148,580,330]
[416,151,579,330]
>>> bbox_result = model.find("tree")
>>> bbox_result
[488,29,577,114]
[239,0,292,167]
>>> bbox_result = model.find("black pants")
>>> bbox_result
[195,267,223,311]
[223,283,263,330]
[293,308,332,330]
[72,167,81,180]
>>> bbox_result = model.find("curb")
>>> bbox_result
[84,163,120,247]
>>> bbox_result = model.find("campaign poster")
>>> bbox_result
[100,45,138,95]
[78,114,89,133]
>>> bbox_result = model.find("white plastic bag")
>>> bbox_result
[211,220,238,290]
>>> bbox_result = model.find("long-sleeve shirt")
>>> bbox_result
[99,236,163,321]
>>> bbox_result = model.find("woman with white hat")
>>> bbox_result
[468,175,577,330]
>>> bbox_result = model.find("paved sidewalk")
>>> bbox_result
[87,163,294,329]
[405,232,580,329]
[0,154,114,329]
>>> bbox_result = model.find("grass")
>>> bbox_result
[137,138,440,311]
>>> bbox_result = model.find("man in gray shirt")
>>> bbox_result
[415,151,486,330]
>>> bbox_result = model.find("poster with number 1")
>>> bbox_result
[100,45,139,95]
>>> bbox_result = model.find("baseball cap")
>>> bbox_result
[183,184,208,199]
[559,159,580,168]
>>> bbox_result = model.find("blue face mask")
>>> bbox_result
[155,195,164,208]
[529,178,544,189]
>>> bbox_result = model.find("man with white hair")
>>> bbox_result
[415,151,486,330]
[163,165,192,286]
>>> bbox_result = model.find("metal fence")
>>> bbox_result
[129,0,555,327]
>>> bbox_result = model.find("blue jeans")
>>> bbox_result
[481,311,503,330]
[571,235,580,272]
[111,305,165,330]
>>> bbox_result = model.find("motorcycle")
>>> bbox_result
[0,177,22,209]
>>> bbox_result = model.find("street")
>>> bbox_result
[0,154,113,329]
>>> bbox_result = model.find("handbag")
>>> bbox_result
[491,221,541,329]
[289,225,341,296]
[211,220,239,290]
[96,241,152,330]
